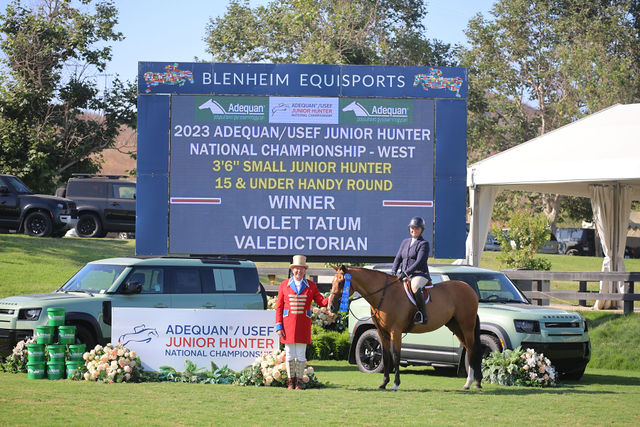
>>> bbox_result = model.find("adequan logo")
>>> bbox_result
[340,99,412,124]
[195,96,268,122]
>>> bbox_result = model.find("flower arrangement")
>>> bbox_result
[482,346,557,387]
[234,349,321,389]
[313,294,348,332]
[268,294,347,332]
[312,306,339,328]
[267,295,277,310]
[520,347,557,386]
[1,337,35,373]
[75,343,144,383]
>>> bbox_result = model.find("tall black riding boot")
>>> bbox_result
[414,289,428,324]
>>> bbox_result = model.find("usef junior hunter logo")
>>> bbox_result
[195,96,268,122]
[340,98,412,124]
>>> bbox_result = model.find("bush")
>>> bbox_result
[308,327,350,361]
[493,212,552,270]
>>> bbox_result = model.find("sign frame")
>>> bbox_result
[136,62,467,262]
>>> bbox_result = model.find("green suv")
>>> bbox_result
[0,257,267,356]
[348,264,591,380]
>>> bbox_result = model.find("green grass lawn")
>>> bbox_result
[1,361,640,426]
[0,234,135,297]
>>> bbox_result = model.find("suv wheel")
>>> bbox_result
[76,213,103,238]
[566,248,580,256]
[24,211,52,237]
[74,324,98,349]
[355,329,384,373]
[561,365,586,380]
[463,334,502,374]
[480,334,501,358]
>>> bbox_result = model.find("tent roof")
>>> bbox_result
[467,103,640,199]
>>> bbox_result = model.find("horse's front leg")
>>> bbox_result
[390,330,402,391]
[378,331,392,390]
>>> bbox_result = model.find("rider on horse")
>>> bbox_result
[391,216,431,324]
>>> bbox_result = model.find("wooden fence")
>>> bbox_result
[502,270,640,314]
[257,267,640,314]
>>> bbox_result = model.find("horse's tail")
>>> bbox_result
[470,314,483,382]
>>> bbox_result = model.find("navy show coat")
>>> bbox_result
[391,235,431,279]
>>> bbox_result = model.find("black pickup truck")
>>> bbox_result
[56,174,136,238]
[0,174,78,237]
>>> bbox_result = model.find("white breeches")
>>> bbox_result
[411,276,429,293]
[285,343,307,362]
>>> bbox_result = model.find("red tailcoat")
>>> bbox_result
[275,278,328,344]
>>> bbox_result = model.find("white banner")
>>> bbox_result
[111,308,278,372]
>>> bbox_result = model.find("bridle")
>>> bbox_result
[332,270,394,312]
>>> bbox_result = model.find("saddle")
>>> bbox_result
[402,278,433,307]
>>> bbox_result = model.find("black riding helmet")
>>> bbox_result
[408,216,425,229]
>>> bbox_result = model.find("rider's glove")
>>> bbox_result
[397,271,407,280]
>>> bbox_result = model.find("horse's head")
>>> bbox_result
[328,265,350,313]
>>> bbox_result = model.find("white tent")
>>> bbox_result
[464,103,640,309]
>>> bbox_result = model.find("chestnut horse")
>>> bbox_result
[328,266,483,391]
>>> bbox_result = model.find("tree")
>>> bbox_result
[204,0,455,66]
[493,212,552,270]
[461,0,640,224]
[0,0,136,193]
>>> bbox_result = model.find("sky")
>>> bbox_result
[0,0,496,89]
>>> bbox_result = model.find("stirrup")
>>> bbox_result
[414,311,426,324]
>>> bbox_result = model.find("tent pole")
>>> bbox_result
[470,185,481,266]
[613,183,620,272]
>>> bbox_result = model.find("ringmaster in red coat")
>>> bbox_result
[275,255,328,390]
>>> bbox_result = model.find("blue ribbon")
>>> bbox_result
[339,273,351,313]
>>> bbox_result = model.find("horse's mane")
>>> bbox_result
[343,266,394,279]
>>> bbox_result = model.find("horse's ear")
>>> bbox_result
[338,265,347,273]
[331,265,338,271]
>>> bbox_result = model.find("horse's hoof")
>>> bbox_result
[461,385,470,391]
[378,385,387,390]
[474,384,482,389]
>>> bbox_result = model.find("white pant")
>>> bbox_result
[411,276,430,293]
[284,343,307,362]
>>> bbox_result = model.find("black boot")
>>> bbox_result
[414,289,427,324]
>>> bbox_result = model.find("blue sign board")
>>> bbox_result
[137,62,467,260]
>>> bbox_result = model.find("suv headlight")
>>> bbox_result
[579,314,588,332]
[18,308,42,320]
[514,319,540,333]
